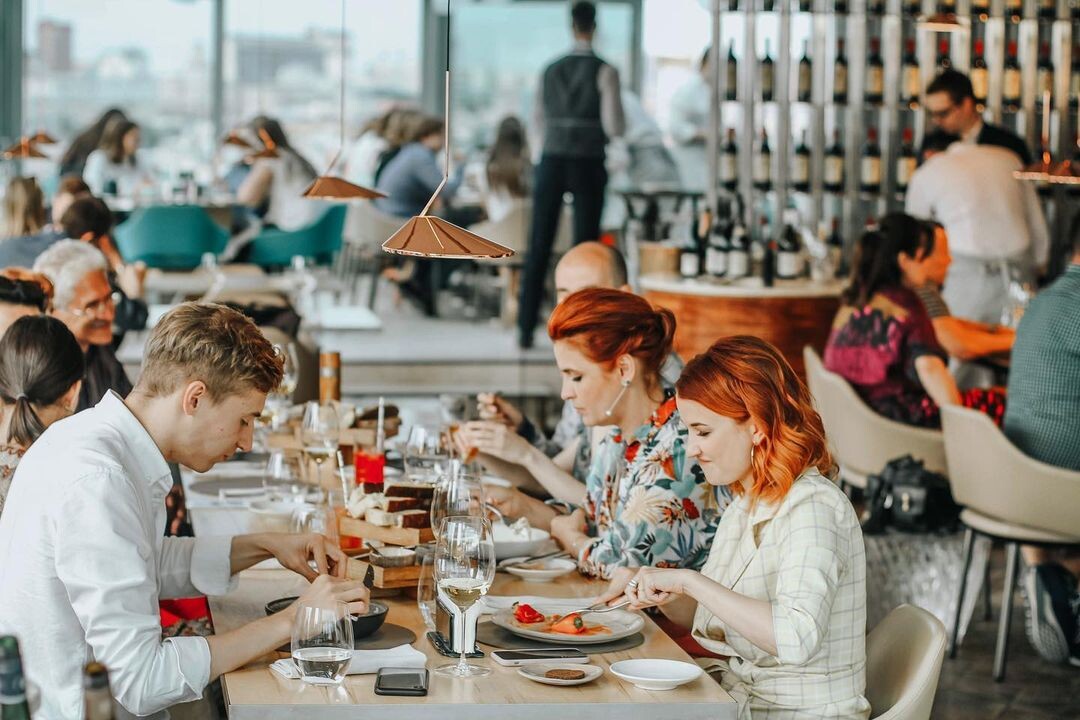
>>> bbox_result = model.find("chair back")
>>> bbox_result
[866,604,947,720]
[343,201,406,251]
[114,205,228,270]
[248,205,347,268]
[469,201,531,264]
[941,405,1080,537]
[803,346,947,486]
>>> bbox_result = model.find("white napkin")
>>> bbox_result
[480,595,601,615]
[270,644,427,679]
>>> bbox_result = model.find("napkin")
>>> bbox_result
[270,644,427,679]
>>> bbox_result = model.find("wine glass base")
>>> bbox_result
[434,662,491,678]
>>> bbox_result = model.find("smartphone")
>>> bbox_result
[374,667,429,697]
[490,648,589,666]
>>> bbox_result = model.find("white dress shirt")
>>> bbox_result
[82,149,152,197]
[905,143,1049,264]
[667,73,709,189]
[692,470,870,720]
[0,391,236,719]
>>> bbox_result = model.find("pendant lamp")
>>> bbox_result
[301,0,384,200]
[29,130,57,145]
[247,127,280,160]
[2,137,47,160]
[382,0,513,259]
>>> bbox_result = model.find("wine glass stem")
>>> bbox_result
[457,610,469,674]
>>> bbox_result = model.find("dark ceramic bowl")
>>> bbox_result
[265,596,389,639]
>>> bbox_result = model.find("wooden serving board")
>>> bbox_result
[339,516,434,547]
[345,558,422,589]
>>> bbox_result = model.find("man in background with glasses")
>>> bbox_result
[924,69,1031,165]
[34,240,130,412]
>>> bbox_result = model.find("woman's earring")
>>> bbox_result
[603,379,632,418]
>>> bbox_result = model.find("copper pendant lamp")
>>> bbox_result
[29,130,57,145]
[382,0,513,259]
[222,130,255,150]
[2,137,47,160]
[301,0,384,200]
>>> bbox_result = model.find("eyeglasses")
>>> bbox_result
[67,292,118,319]
[928,104,957,121]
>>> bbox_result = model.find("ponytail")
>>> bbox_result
[7,395,46,448]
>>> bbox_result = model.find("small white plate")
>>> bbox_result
[609,659,702,691]
[517,663,603,687]
[503,558,577,583]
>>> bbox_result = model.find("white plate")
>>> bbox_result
[517,663,603,687]
[491,608,644,645]
[503,558,577,583]
[492,526,551,560]
[609,659,702,691]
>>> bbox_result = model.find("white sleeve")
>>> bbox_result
[599,65,626,140]
[904,166,934,221]
[82,151,106,195]
[158,535,237,599]
[55,471,211,716]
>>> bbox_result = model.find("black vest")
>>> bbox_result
[541,52,608,158]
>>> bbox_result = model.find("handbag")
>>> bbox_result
[861,455,960,534]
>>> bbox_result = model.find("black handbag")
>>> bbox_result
[861,455,960,534]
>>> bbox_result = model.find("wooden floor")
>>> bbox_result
[934,547,1080,719]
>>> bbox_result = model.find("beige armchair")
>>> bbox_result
[941,405,1080,681]
[866,604,947,720]
[803,346,947,490]
[341,202,411,308]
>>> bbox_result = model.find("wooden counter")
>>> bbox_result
[641,274,844,377]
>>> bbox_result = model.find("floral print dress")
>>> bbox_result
[576,392,728,579]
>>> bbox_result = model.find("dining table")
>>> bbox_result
[184,466,738,719]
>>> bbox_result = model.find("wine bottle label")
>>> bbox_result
[680,252,700,278]
[793,156,810,185]
[706,247,728,276]
[867,67,884,97]
[754,153,771,183]
[1038,69,1054,96]
[799,67,812,98]
[861,157,881,186]
[897,156,916,188]
[1004,70,1021,100]
[971,69,989,101]
[728,250,749,277]
[777,251,802,279]
[825,156,844,186]
[835,68,847,96]
[721,153,737,182]
[903,66,920,100]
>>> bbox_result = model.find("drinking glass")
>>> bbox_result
[290,601,354,685]
[430,468,486,540]
[434,516,496,678]
[263,450,306,502]
[276,343,300,400]
[416,553,438,633]
[301,401,339,469]
[403,424,449,483]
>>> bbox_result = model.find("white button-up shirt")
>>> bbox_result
[0,391,236,719]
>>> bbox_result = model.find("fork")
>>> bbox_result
[563,600,631,615]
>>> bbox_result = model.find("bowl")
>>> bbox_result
[264,596,389,639]
[609,659,702,691]
[492,524,551,560]
[503,557,577,583]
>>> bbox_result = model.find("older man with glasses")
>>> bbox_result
[34,240,130,411]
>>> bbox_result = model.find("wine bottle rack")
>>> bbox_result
[706,0,1080,263]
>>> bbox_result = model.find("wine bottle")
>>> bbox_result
[902,38,921,106]
[763,0,775,11]
[0,636,32,720]
[1071,48,1080,108]
[834,39,848,104]
[936,38,951,72]
[1037,43,1054,104]
[834,0,848,13]
[824,130,845,193]
[84,663,117,720]
[679,239,701,279]
[827,217,846,277]
[971,0,990,14]
[776,213,803,280]
[896,127,917,193]
[754,129,773,192]
[721,127,738,191]
[797,40,813,103]
[1039,0,1056,19]
[1006,0,1022,19]
[726,43,738,101]
[759,217,776,288]
[1003,41,1022,110]
[705,220,730,278]
[866,37,885,106]
[761,39,775,102]
[728,222,751,279]
[941,0,957,13]
[861,127,882,195]
[971,39,989,106]
[793,130,811,193]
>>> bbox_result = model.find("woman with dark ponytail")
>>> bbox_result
[0,315,84,517]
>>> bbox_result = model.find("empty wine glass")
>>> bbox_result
[431,467,486,540]
[276,343,300,401]
[416,553,437,633]
[263,450,305,502]
[291,601,354,685]
[434,516,496,678]
[403,424,449,483]
[301,401,339,469]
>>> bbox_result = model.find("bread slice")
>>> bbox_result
[396,509,431,529]
[384,481,436,500]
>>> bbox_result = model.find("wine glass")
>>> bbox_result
[434,516,496,678]
[403,424,449,483]
[301,401,339,469]
[430,467,486,540]
[290,601,354,685]
[276,343,300,401]
[416,553,437,633]
[263,450,305,502]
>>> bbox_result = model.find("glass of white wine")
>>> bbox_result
[301,401,339,471]
[290,601,354,685]
[434,516,496,678]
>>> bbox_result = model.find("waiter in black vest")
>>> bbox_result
[924,69,1031,164]
[518,1,625,349]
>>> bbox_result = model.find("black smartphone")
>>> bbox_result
[491,648,589,666]
[374,667,429,697]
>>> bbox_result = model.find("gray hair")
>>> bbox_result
[32,240,109,309]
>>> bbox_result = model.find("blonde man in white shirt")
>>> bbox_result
[0,303,369,719]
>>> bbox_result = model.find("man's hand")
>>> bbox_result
[292,574,370,618]
[261,533,347,581]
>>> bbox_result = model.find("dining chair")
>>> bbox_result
[865,604,947,720]
[248,205,347,269]
[803,346,947,491]
[114,205,229,270]
[940,405,1080,681]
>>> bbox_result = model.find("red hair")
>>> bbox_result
[676,336,833,504]
[547,288,675,384]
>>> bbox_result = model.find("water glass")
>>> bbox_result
[301,401,339,468]
[290,602,354,685]
[416,553,437,633]
[430,469,486,539]
[263,450,305,502]
[403,424,449,483]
